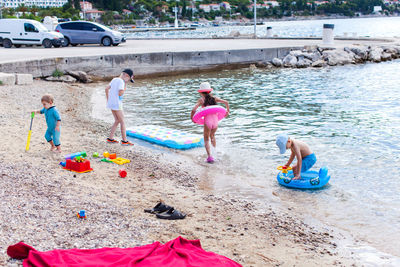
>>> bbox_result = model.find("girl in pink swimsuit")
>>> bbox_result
[191,82,230,163]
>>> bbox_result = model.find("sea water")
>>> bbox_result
[92,60,400,262]
[127,17,400,39]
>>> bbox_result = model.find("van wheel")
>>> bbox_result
[14,44,21,48]
[3,39,12,48]
[42,39,52,48]
[102,37,112,46]
[63,37,70,47]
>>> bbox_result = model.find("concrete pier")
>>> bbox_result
[0,38,394,78]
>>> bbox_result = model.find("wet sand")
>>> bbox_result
[0,81,359,266]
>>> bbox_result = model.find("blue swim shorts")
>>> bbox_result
[301,153,316,172]
[45,128,61,146]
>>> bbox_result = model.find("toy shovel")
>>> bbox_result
[25,112,35,151]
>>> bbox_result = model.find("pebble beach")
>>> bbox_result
[0,80,364,266]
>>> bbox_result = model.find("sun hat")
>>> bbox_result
[276,134,289,154]
[198,82,213,93]
[122,68,135,83]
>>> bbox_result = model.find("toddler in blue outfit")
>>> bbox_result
[34,94,62,152]
[276,134,316,180]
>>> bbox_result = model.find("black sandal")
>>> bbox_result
[144,202,173,214]
[156,207,186,220]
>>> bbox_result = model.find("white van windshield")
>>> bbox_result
[33,22,49,32]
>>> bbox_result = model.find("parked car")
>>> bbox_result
[56,21,126,47]
[0,19,65,48]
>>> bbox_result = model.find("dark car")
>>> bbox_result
[55,21,125,47]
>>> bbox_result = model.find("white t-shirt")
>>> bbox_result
[107,78,125,110]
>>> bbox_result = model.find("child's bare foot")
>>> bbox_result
[56,147,62,153]
[50,146,56,151]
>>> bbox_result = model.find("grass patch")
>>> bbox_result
[52,69,64,78]
[0,81,3,86]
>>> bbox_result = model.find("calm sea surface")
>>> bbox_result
[128,17,400,38]
[93,17,400,264]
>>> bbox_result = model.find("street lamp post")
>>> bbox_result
[173,6,178,28]
[253,0,257,38]
[83,0,86,20]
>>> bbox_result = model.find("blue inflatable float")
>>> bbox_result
[126,125,204,150]
[276,166,330,189]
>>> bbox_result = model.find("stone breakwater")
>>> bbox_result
[269,44,400,68]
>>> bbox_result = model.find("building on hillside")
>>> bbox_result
[209,3,220,11]
[85,9,104,21]
[314,1,329,5]
[80,1,93,11]
[0,0,68,8]
[199,4,211,12]
[248,3,263,9]
[220,1,231,10]
[264,1,280,7]
[122,9,132,15]
[373,5,382,13]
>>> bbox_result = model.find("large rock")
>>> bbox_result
[303,51,322,62]
[350,46,369,60]
[296,57,312,68]
[282,54,297,67]
[0,72,16,85]
[66,70,92,83]
[15,73,33,85]
[368,47,383,62]
[381,52,392,61]
[289,50,303,57]
[45,75,77,83]
[322,49,354,66]
[303,45,319,52]
[311,60,326,67]
[382,46,399,59]
[272,58,283,67]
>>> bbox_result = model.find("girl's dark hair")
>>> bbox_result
[202,92,216,107]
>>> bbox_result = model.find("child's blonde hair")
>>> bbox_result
[41,94,54,104]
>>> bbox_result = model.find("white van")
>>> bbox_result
[0,19,65,48]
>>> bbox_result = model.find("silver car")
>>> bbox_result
[55,21,125,47]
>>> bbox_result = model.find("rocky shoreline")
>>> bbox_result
[266,44,400,69]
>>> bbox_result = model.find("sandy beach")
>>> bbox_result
[0,80,362,266]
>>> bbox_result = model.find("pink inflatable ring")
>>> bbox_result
[193,105,227,125]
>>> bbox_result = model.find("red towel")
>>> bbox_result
[7,236,242,267]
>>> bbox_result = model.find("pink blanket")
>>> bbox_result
[7,236,242,267]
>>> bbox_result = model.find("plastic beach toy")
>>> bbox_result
[77,210,86,219]
[63,158,93,173]
[126,125,203,150]
[65,151,87,160]
[119,169,127,178]
[192,105,227,125]
[276,166,330,189]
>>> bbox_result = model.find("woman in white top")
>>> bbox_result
[105,68,135,146]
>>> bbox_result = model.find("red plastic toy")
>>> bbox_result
[109,153,117,159]
[119,169,127,178]
[63,158,93,173]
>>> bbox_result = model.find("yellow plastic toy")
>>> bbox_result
[110,157,130,165]
[103,152,110,158]
[277,165,293,174]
